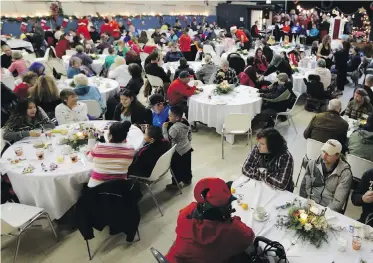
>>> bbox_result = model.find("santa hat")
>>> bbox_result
[230,26,237,31]
[40,19,47,25]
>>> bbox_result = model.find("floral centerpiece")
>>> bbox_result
[291,65,299,73]
[353,31,365,43]
[214,80,234,95]
[66,126,102,150]
[237,49,249,55]
[287,201,328,248]
[89,54,99,60]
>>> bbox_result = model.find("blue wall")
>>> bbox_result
[1,15,217,37]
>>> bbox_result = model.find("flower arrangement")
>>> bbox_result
[89,54,99,60]
[353,31,366,42]
[214,80,234,95]
[66,126,101,150]
[291,65,299,73]
[287,202,329,248]
[237,49,249,55]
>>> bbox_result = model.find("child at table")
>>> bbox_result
[162,105,193,189]
[87,121,135,188]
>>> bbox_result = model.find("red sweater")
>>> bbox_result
[55,39,70,58]
[100,23,113,35]
[143,45,157,54]
[167,79,197,105]
[14,82,30,101]
[179,34,191,52]
[166,202,255,263]
[235,29,249,43]
[77,25,91,40]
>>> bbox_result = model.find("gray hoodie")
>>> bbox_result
[163,119,192,156]
[196,63,217,84]
[300,156,352,212]
[348,130,373,162]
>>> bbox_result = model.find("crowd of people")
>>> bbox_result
[1,11,373,263]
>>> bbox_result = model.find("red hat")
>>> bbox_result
[194,178,235,207]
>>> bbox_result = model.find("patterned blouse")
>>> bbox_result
[213,68,239,86]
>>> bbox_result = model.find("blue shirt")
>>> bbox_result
[75,85,106,111]
[67,67,80,79]
[152,105,170,127]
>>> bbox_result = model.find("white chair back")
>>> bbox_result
[346,154,373,180]
[147,74,164,88]
[102,48,110,55]
[140,52,149,62]
[14,79,22,86]
[65,49,77,56]
[81,100,103,119]
[224,113,251,133]
[306,138,324,160]
[1,219,15,235]
[148,145,177,181]
[287,91,301,114]
[203,44,215,54]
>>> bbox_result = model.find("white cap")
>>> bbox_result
[321,139,342,156]
[230,26,237,31]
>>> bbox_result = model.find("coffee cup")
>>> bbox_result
[256,207,267,220]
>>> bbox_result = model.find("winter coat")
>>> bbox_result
[113,100,152,125]
[348,130,373,162]
[75,180,141,241]
[300,156,352,212]
[196,63,217,84]
[163,119,192,156]
[351,169,373,226]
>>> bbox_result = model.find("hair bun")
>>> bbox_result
[121,120,131,129]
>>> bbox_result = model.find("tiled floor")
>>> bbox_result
[1,68,362,262]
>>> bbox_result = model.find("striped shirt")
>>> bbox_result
[87,142,135,187]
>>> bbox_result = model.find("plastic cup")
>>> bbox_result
[36,149,44,160]
[15,147,23,156]
[352,237,362,250]
[57,155,64,164]
[70,152,78,163]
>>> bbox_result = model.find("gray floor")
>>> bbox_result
[1,69,362,262]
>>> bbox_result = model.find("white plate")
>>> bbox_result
[253,212,270,222]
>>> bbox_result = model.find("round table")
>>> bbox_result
[0,37,34,52]
[0,121,144,220]
[188,85,262,144]
[214,43,225,56]
[57,77,119,106]
[62,54,106,75]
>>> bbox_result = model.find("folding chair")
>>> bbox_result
[80,100,104,120]
[150,247,170,263]
[275,91,301,133]
[146,74,165,97]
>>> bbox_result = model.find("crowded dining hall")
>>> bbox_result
[1,0,373,262]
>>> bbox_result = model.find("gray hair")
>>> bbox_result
[365,74,373,86]
[114,56,126,65]
[328,99,342,112]
[204,53,212,63]
[271,54,282,67]
[70,56,82,66]
[73,73,88,86]
[220,59,229,67]
[75,45,84,53]
[12,50,23,60]
[317,58,326,68]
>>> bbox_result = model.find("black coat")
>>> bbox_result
[113,100,152,125]
[351,169,373,226]
[128,140,171,178]
[75,180,142,241]
[1,54,12,69]
[125,77,144,96]
[264,60,293,78]
[334,50,349,72]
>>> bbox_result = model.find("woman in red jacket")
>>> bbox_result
[55,33,71,58]
[166,178,255,263]
[254,48,268,74]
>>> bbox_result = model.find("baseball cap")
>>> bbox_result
[194,178,236,207]
[321,139,342,155]
[149,94,165,106]
[179,71,191,79]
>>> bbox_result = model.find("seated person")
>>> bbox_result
[307,24,319,45]
[196,54,217,84]
[72,45,93,68]
[55,33,71,58]
[263,54,293,78]
[73,74,105,112]
[166,177,255,263]
[239,57,258,87]
[287,44,301,66]
[8,51,28,76]
[254,48,269,74]
[3,98,55,142]
[307,58,331,90]
[351,169,373,226]
[108,56,130,87]
[344,88,373,120]
[164,42,184,63]
[303,74,331,101]
[311,40,318,56]
[149,94,170,127]
[113,88,152,125]
[128,125,171,178]
[213,59,239,86]
[300,139,352,212]
[87,121,135,188]
[28,62,45,76]
[360,74,373,105]
[304,99,348,145]
[67,57,82,79]
[167,71,201,108]
[347,47,361,73]
[114,40,129,57]
[145,52,171,96]
[348,114,373,162]
[14,71,38,100]
[124,63,144,96]
[55,89,88,124]
[103,47,117,69]
[262,39,273,63]
[143,38,158,54]
[1,45,12,69]
[96,35,112,54]
[174,58,196,80]
[242,128,294,191]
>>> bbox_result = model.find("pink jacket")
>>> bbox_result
[8,59,28,75]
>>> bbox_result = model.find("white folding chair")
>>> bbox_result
[81,100,104,120]
[146,74,164,96]
[275,91,301,133]
[140,52,149,62]
[221,113,252,159]
[129,145,180,216]
[14,79,22,86]
[34,47,50,63]
[203,44,215,54]
[295,138,324,186]
[1,203,58,263]
[65,49,77,56]
[346,154,373,180]
[102,48,110,55]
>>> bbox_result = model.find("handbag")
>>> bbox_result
[249,236,288,263]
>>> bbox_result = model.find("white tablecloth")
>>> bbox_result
[62,54,106,75]
[0,121,144,219]
[215,43,225,56]
[163,61,203,79]
[1,37,34,52]
[264,68,310,95]
[0,69,16,90]
[57,77,119,106]
[232,177,373,263]
[188,85,262,143]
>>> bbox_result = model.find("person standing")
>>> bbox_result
[334,41,350,92]
[230,26,250,50]
[179,29,192,61]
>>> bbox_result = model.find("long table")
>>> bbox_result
[232,176,373,262]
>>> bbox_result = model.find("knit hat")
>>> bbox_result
[194,178,236,207]
[277,73,288,82]
[230,26,237,32]
[179,71,191,79]
[321,139,342,156]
